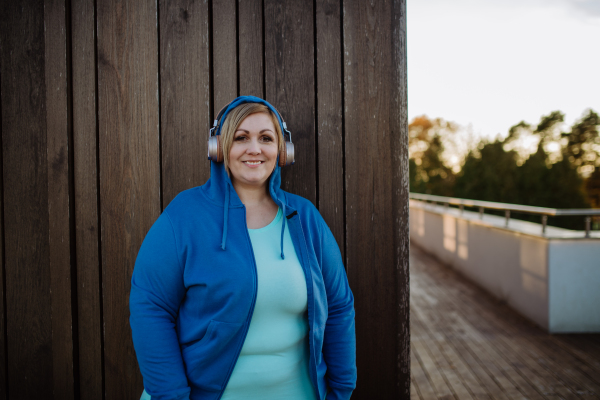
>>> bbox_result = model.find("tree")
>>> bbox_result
[562,109,600,176]
[409,116,457,196]
[454,140,519,203]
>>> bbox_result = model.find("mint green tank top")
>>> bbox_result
[220,207,318,400]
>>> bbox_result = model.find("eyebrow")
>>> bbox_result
[235,129,275,134]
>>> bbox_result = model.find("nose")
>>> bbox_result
[246,137,261,154]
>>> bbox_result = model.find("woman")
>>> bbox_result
[130,96,356,400]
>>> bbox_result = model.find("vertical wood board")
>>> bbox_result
[97,1,160,397]
[392,1,410,396]
[343,0,409,397]
[212,0,238,109]
[264,0,316,204]
[44,0,76,397]
[160,0,211,208]
[71,0,103,398]
[238,0,264,97]
[0,39,5,400]
[0,1,53,398]
[316,0,344,254]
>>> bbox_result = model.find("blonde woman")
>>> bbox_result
[130,96,356,400]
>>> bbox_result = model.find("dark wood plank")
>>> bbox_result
[238,0,263,97]
[264,0,316,204]
[160,0,211,208]
[0,1,53,398]
[97,1,161,397]
[71,0,103,398]
[44,0,76,397]
[315,0,344,254]
[0,41,5,400]
[212,0,237,108]
[343,1,410,397]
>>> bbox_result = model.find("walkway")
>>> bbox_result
[410,244,600,399]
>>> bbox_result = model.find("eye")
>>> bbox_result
[260,135,274,142]
[234,135,247,141]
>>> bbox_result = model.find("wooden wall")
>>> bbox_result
[0,0,409,398]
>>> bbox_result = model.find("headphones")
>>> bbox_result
[207,96,295,167]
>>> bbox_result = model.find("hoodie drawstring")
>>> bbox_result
[280,204,286,259]
[221,182,230,250]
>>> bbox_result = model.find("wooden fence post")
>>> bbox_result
[344,1,410,397]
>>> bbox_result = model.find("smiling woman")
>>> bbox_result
[129,96,357,400]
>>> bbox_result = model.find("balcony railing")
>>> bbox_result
[410,193,600,238]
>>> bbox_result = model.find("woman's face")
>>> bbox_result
[228,112,279,190]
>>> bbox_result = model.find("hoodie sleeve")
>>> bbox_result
[130,212,191,400]
[318,219,357,400]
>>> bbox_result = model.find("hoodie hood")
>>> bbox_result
[206,96,290,258]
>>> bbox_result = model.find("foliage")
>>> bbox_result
[409,109,599,230]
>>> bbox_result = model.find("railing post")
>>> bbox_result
[505,210,510,227]
[585,216,591,238]
[542,215,548,235]
[479,207,484,219]
[459,204,464,215]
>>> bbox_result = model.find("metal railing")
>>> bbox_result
[410,193,600,238]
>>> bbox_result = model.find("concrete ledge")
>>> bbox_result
[410,200,600,333]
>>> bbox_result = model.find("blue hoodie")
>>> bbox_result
[130,96,356,400]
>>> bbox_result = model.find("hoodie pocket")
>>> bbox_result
[181,320,243,391]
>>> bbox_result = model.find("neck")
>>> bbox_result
[231,180,272,206]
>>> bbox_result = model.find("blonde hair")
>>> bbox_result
[220,103,284,173]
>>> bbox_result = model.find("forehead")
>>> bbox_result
[237,112,276,131]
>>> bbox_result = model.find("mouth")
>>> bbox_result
[243,161,264,166]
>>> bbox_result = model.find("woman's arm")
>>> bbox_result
[318,219,357,400]
[130,212,191,400]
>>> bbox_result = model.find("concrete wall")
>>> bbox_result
[410,201,600,333]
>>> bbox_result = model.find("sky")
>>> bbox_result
[407,0,600,141]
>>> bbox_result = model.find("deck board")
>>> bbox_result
[410,244,600,400]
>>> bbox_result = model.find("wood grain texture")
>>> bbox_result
[238,0,263,97]
[343,0,409,398]
[160,0,211,208]
[391,0,411,397]
[97,1,160,397]
[44,0,76,398]
[264,0,316,204]
[72,0,103,398]
[316,0,344,254]
[212,0,238,109]
[0,39,5,400]
[0,1,53,398]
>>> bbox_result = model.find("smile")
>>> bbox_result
[243,161,264,165]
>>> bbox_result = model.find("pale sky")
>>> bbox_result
[407,0,600,140]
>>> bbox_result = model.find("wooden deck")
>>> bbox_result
[410,244,600,400]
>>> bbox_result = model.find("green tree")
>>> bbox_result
[562,109,600,175]
[409,116,456,196]
[454,140,519,203]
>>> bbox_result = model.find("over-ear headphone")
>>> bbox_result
[207,96,295,167]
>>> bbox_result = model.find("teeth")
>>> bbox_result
[244,161,262,165]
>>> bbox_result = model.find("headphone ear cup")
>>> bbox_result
[278,141,295,167]
[278,143,287,167]
[208,135,224,162]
